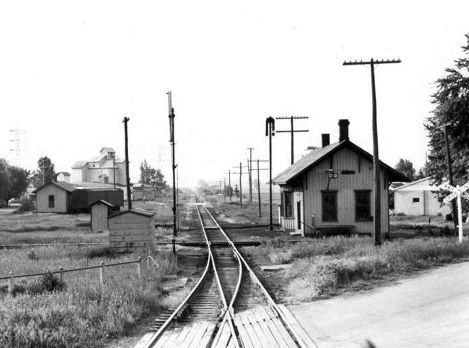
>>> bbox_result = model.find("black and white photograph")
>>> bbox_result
[1,1,469,347]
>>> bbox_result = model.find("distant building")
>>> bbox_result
[34,181,123,214]
[393,177,451,216]
[132,183,159,201]
[273,119,409,236]
[71,147,126,186]
[56,172,71,183]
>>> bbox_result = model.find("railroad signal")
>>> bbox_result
[167,91,177,255]
[266,117,275,231]
[441,182,469,243]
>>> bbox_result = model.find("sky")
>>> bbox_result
[1,0,468,189]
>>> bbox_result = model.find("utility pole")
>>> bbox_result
[247,147,254,202]
[227,170,232,201]
[123,117,132,211]
[275,116,309,164]
[343,58,401,246]
[167,91,177,255]
[266,116,275,231]
[112,155,116,189]
[239,162,242,207]
[232,164,248,207]
[249,159,269,217]
[443,125,458,231]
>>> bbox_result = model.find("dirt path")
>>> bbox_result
[289,261,469,348]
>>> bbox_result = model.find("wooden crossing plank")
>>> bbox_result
[133,332,157,348]
[277,304,319,348]
[251,307,283,348]
[187,321,212,347]
[234,314,255,348]
[213,320,232,348]
[252,307,286,347]
[238,311,265,348]
[161,327,183,347]
[245,310,272,348]
[198,322,216,348]
[180,323,202,348]
[152,328,174,348]
[260,306,297,348]
[173,325,192,347]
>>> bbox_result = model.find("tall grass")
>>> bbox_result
[0,246,181,347]
[246,237,469,303]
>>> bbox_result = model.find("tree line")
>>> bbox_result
[394,34,469,194]
[0,156,56,203]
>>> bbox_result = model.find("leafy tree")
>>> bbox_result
[0,159,30,202]
[31,156,56,188]
[139,160,168,193]
[394,159,416,181]
[0,159,9,202]
[7,166,30,200]
[425,34,469,189]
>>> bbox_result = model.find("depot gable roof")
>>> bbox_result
[273,139,409,185]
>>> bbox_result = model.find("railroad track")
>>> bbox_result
[135,199,317,348]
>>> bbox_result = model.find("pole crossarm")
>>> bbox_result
[343,59,402,66]
[274,115,309,165]
[275,116,309,119]
[276,130,309,133]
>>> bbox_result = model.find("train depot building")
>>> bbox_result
[273,119,408,237]
[34,181,123,214]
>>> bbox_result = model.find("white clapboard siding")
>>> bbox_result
[304,147,389,234]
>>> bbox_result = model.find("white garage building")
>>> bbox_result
[393,177,451,216]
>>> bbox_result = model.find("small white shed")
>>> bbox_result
[393,177,451,216]
[90,200,114,232]
[108,209,155,251]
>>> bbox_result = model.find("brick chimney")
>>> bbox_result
[321,134,330,147]
[338,119,350,141]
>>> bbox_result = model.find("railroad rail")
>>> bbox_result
[135,199,317,348]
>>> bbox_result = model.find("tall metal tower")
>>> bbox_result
[9,129,24,167]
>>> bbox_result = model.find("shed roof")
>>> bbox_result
[90,200,115,208]
[71,161,88,169]
[109,208,155,219]
[273,139,409,185]
[393,177,443,192]
[34,181,77,193]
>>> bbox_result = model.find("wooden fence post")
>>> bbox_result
[8,271,14,295]
[59,266,63,282]
[99,261,104,292]
[137,257,142,280]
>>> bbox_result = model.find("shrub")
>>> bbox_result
[86,246,118,259]
[17,195,34,212]
[27,272,66,295]
[26,249,38,260]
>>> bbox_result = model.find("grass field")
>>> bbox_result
[244,236,469,303]
[0,209,190,348]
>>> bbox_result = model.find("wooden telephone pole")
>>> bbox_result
[232,163,248,207]
[225,170,232,202]
[167,91,177,255]
[343,58,401,245]
[275,116,309,164]
[442,124,458,231]
[247,147,254,202]
[122,117,132,211]
[249,159,269,217]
